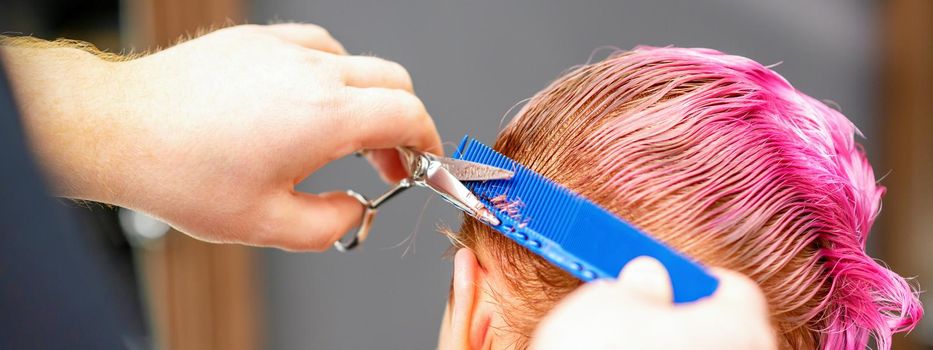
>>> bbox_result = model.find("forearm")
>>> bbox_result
[1,41,136,204]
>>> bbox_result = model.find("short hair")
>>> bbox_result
[455,47,922,349]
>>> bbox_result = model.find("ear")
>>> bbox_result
[449,248,492,350]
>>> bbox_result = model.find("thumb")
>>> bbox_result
[707,268,770,315]
[617,256,674,304]
[268,191,365,252]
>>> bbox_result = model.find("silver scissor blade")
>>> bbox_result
[435,157,514,181]
[422,161,502,226]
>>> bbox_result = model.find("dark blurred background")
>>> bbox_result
[1,0,930,349]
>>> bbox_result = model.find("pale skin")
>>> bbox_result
[1,23,776,347]
[2,23,439,251]
[438,251,778,350]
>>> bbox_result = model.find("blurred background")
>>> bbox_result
[2,0,930,349]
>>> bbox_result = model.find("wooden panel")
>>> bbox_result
[147,234,260,350]
[125,0,244,48]
[880,0,933,349]
[122,0,260,349]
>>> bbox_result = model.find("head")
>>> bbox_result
[437,47,922,350]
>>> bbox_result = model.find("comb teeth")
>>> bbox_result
[454,135,719,303]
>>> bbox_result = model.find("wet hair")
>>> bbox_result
[455,46,922,349]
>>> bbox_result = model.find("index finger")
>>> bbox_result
[337,87,443,156]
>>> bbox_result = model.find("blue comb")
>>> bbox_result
[454,135,719,303]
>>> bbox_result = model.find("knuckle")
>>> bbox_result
[308,55,344,81]
[302,49,327,64]
[355,56,412,90]
[218,25,271,43]
[294,23,336,43]
[322,88,351,114]
[316,90,354,131]
[226,24,261,36]
[391,91,427,122]
[277,22,325,33]
[298,22,327,34]
[380,58,407,76]
[389,61,414,90]
[377,58,413,90]
[307,25,342,50]
[312,25,334,40]
[311,53,338,69]
[397,91,426,114]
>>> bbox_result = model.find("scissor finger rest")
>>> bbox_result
[333,179,414,252]
[333,190,376,252]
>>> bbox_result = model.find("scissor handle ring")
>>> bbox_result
[333,190,377,252]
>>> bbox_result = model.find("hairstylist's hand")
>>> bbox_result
[531,257,778,350]
[3,23,441,251]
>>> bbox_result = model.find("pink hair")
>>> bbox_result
[480,46,922,349]
[579,47,922,349]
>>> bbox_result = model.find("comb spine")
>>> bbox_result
[454,136,719,303]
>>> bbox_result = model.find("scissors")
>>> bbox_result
[334,147,514,252]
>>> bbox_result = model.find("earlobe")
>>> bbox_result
[450,248,491,350]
